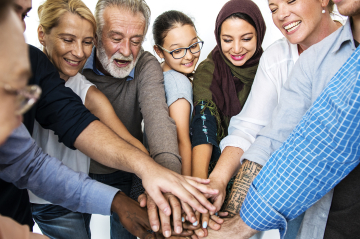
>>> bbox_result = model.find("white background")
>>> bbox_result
[25,0,284,238]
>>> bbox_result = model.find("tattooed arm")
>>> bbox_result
[224,159,263,216]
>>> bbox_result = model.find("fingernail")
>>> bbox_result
[176,226,182,234]
[193,221,198,226]
[152,225,159,232]
[182,217,185,222]
[202,221,208,228]
[164,230,171,237]
[215,212,218,216]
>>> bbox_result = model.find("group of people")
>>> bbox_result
[0,0,360,238]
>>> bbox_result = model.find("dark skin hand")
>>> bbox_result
[111,192,165,239]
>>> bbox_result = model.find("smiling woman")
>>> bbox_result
[28,0,149,238]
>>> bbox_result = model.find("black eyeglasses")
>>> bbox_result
[157,37,204,59]
[0,82,42,115]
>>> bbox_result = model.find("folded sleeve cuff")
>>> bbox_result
[240,184,287,239]
[240,145,270,165]
[219,135,252,153]
[82,181,120,215]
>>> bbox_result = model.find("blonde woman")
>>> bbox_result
[28,0,148,238]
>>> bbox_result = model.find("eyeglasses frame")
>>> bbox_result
[0,81,42,115]
[157,37,204,59]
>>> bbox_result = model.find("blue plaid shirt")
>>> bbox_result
[240,46,360,238]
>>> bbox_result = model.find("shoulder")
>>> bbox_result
[65,73,95,96]
[164,70,192,91]
[136,50,162,73]
[261,38,297,67]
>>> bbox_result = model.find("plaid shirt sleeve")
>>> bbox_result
[240,47,360,239]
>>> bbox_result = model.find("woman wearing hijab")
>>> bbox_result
[191,0,266,207]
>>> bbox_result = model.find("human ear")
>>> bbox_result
[37,25,46,46]
[321,0,330,8]
[153,45,165,59]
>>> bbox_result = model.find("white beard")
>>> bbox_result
[97,41,141,79]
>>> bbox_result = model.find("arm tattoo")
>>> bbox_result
[224,159,262,215]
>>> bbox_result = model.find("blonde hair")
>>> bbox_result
[95,0,150,41]
[327,0,335,13]
[38,0,96,36]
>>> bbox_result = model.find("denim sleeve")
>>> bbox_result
[0,124,118,215]
[190,103,218,148]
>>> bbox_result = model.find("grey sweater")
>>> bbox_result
[83,50,181,174]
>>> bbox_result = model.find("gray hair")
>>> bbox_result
[95,0,151,41]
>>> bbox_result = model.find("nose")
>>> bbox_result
[278,4,290,21]
[183,48,193,61]
[233,41,243,54]
[119,39,131,57]
[72,41,85,59]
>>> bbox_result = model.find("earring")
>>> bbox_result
[322,9,325,13]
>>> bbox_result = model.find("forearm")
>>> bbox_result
[224,159,262,215]
[191,144,213,179]
[74,120,156,178]
[179,140,192,176]
[209,146,244,185]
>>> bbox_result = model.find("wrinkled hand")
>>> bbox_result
[140,168,218,219]
[207,215,258,239]
[111,192,161,239]
[138,192,200,237]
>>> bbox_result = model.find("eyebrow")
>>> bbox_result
[13,3,32,13]
[58,33,94,39]
[108,31,143,39]
[169,36,198,48]
[222,32,254,38]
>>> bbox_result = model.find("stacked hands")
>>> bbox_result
[111,172,230,239]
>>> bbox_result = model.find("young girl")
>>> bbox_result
[153,10,203,176]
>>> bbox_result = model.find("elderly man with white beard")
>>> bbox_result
[82,0,187,238]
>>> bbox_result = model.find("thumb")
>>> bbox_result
[138,193,147,207]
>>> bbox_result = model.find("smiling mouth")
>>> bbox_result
[182,61,194,67]
[231,53,246,61]
[65,58,80,66]
[284,21,301,33]
[114,59,131,67]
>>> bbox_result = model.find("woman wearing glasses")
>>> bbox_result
[153,10,203,176]
[28,0,148,238]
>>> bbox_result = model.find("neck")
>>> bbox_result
[59,72,69,82]
[298,14,341,52]
[351,15,360,43]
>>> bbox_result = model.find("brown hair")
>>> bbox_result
[38,0,96,36]
[0,0,13,23]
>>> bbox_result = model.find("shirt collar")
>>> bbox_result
[83,47,135,81]
[332,18,356,53]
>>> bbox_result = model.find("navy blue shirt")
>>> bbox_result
[24,44,98,149]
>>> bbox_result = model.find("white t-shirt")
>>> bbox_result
[220,38,299,153]
[29,73,95,204]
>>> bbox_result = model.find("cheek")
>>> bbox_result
[131,45,141,59]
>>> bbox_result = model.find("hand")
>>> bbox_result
[207,215,258,239]
[138,192,199,237]
[30,233,49,239]
[111,192,156,239]
[206,176,227,212]
[140,168,218,219]
[193,211,228,238]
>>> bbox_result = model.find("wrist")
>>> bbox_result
[111,191,126,213]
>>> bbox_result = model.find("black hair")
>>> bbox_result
[152,10,196,47]
[0,0,13,23]
[219,12,256,36]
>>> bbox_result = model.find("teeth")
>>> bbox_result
[284,21,301,32]
[65,59,79,64]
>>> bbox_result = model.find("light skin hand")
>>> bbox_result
[138,192,200,237]
[207,215,258,239]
